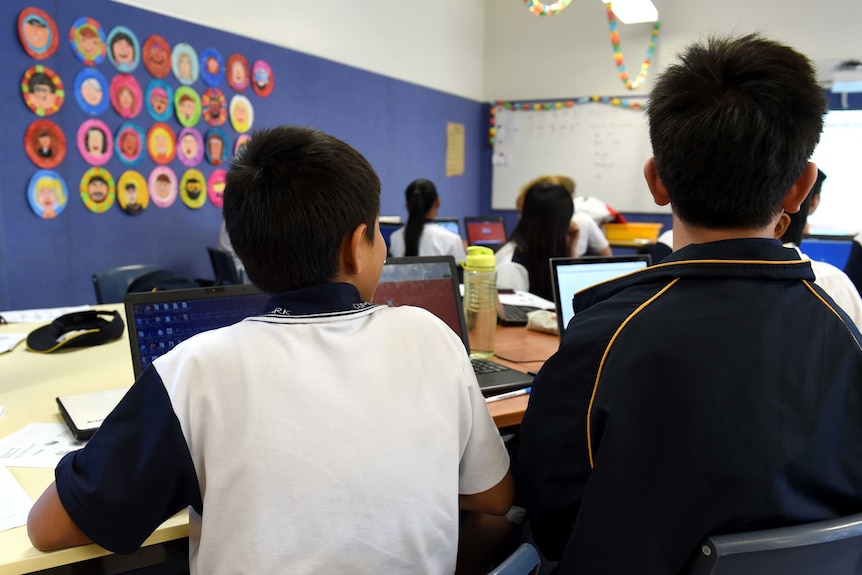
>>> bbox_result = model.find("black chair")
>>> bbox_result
[844,240,862,297]
[207,247,243,285]
[683,512,862,575]
[92,264,160,304]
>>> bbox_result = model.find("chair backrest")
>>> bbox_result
[487,543,541,575]
[207,247,242,285]
[683,512,862,575]
[92,264,161,304]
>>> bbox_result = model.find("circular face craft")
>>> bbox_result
[229,95,253,134]
[180,169,207,209]
[80,167,116,214]
[28,170,67,219]
[148,166,178,208]
[142,35,171,78]
[145,79,174,122]
[115,122,145,166]
[208,169,227,208]
[74,68,109,116]
[117,170,149,216]
[201,88,227,127]
[226,54,250,92]
[110,74,143,119]
[234,134,251,155]
[77,119,113,166]
[106,26,140,72]
[22,65,64,117]
[69,17,106,66]
[18,8,59,60]
[25,119,66,169]
[147,123,177,164]
[174,86,201,127]
[251,60,274,97]
[177,128,204,167]
[200,48,225,87]
[204,128,228,166]
[172,43,199,86]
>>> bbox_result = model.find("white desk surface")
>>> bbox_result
[0,304,188,575]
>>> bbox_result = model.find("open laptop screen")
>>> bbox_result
[434,218,462,237]
[465,217,507,247]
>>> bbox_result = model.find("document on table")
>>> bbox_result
[0,333,27,354]
[498,290,556,310]
[0,423,86,468]
[0,466,33,532]
[0,305,90,324]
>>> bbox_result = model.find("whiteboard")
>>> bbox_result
[491,104,666,214]
[809,110,862,236]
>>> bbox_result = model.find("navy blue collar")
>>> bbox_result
[263,282,374,316]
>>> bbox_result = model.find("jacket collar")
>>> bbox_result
[263,282,373,316]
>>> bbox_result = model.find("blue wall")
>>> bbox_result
[1,0,490,309]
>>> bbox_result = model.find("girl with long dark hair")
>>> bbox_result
[389,179,466,261]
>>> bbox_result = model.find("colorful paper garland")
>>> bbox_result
[523,0,572,16]
[607,3,660,90]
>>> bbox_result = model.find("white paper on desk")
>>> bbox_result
[0,423,86,468]
[498,290,555,310]
[0,333,27,354]
[0,466,33,532]
[0,305,90,324]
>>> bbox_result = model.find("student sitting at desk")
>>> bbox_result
[388,178,467,262]
[519,34,862,575]
[27,126,514,574]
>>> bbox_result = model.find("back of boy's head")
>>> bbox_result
[647,34,826,230]
[781,168,827,246]
[223,126,380,294]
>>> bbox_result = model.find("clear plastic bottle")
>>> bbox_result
[462,245,497,359]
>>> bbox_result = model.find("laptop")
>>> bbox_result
[373,256,533,396]
[550,255,651,336]
[464,217,508,251]
[124,284,270,378]
[434,218,462,237]
[56,387,131,440]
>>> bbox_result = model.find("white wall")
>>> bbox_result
[111,0,487,101]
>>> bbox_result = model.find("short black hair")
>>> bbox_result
[224,126,380,294]
[28,72,53,91]
[647,34,826,229]
[781,169,827,245]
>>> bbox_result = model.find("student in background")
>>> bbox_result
[388,178,467,262]
[775,169,862,329]
[27,126,514,574]
[519,34,862,575]
[496,182,576,300]
[516,174,612,257]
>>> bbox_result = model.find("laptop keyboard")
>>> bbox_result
[472,358,509,374]
[498,304,540,326]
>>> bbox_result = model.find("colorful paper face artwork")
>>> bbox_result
[142,35,171,78]
[74,68,109,116]
[18,8,59,60]
[115,122,146,166]
[117,170,148,215]
[145,79,173,122]
[69,17,106,66]
[201,88,227,127]
[80,167,115,213]
[177,128,203,167]
[234,134,251,155]
[22,65,64,117]
[149,166,177,208]
[25,119,66,169]
[28,170,67,219]
[180,169,207,209]
[226,54,250,92]
[229,95,253,133]
[174,86,201,127]
[146,123,176,164]
[200,48,225,87]
[172,43,199,86]
[110,74,143,119]
[106,26,140,72]
[204,128,228,166]
[251,60,273,97]
[208,169,227,208]
[77,119,113,166]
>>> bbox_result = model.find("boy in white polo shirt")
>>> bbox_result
[28,126,514,574]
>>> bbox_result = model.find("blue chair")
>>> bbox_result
[683,512,862,575]
[487,543,541,575]
[92,264,160,304]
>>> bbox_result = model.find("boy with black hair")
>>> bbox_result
[28,126,513,574]
[519,34,862,575]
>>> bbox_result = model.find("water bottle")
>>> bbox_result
[463,245,497,359]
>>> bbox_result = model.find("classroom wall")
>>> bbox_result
[1,0,488,310]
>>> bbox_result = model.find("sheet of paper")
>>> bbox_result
[498,290,556,310]
[0,333,27,354]
[0,466,33,532]
[0,423,86,469]
[0,305,90,324]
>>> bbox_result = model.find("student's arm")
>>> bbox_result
[460,469,515,516]
[597,245,613,256]
[28,482,91,551]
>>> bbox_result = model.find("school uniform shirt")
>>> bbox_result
[54,282,510,575]
[389,222,466,262]
[785,243,862,330]
[495,241,528,293]
[519,239,862,575]
[572,211,610,257]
